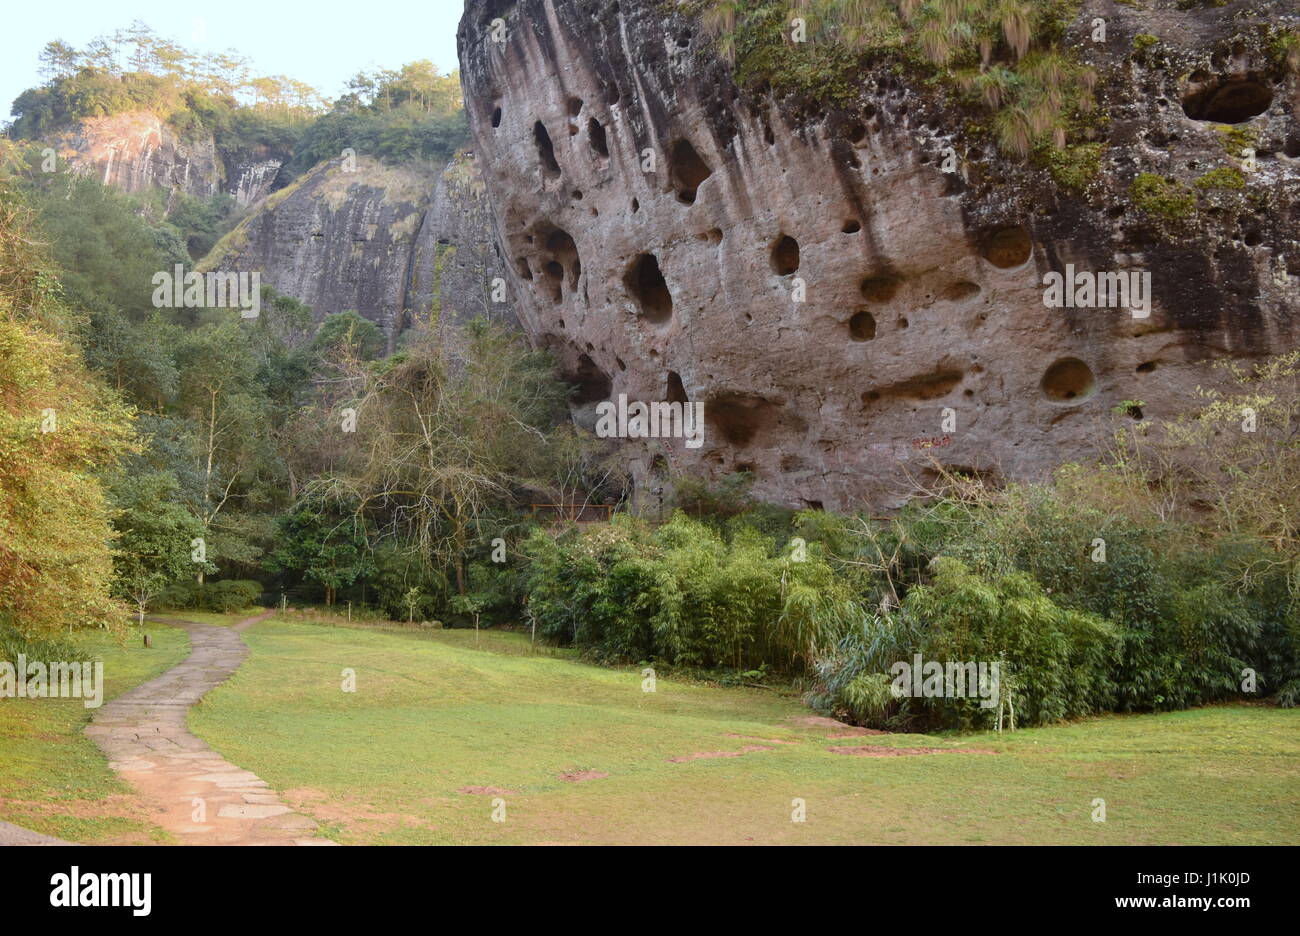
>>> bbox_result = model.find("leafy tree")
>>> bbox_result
[110,471,207,624]
[267,496,373,605]
[0,193,138,637]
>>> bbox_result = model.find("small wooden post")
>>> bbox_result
[280,593,287,617]
[347,601,352,622]
[143,634,152,649]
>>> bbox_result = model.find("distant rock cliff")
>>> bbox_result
[201,151,515,347]
[43,108,514,347]
[458,0,1300,511]
[53,110,280,208]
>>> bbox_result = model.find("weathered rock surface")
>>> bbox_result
[458,0,1300,511]
[202,151,514,346]
[55,111,223,205]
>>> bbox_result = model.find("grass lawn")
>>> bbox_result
[0,622,190,843]
[191,616,1300,845]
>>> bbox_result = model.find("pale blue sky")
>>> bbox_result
[2,0,465,121]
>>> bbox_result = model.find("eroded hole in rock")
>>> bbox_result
[897,317,909,329]
[849,309,876,341]
[707,394,781,447]
[860,276,901,302]
[669,138,712,203]
[1120,401,1144,420]
[763,124,776,146]
[981,225,1032,269]
[942,281,981,301]
[1136,361,1157,373]
[567,97,583,117]
[540,226,581,288]
[894,369,961,400]
[543,261,564,302]
[845,122,867,144]
[588,118,609,159]
[631,198,640,213]
[706,228,723,245]
[1182,77,1273,124]
[515,257,533,280]
[1041,357,1096,403]
[615,356,626,371]
[771,235,800,275]
[667,370,689,405]
[491,106,502,128]
[625,253,673,324]
[534,121,561,176]
[842,220,861,234]
[570,353,612,405]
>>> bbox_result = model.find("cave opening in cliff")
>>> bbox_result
[542,262,564,302]
[706,394,779,447]
[849,308,876,341]
[1182,77,1273,124]
[569,353,612,405]
[491,106,502,128]
[771,235,800,275]
[588,118,609,159]
[624,253,673,324]
[541,226,580,287]
[668,138,712,204]
[534,120,561,177]
[980,225,1033,269]
[667,370,689,405]
[1041,358,1096,403]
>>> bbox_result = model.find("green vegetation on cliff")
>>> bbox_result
[698,0,1094,155]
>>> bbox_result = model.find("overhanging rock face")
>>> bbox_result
[459,0,1300,511]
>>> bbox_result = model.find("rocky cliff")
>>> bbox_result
[457,0,1300,511]
[201,151,514,347]
[53,110,281,209]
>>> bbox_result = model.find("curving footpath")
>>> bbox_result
[84,612,336,846]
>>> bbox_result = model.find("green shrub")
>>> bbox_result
[156,580,203,611]
[203,580,263,612]
[522,512,861,671]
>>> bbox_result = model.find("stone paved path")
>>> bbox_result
[0,820,74,846]
[85,612,336,846]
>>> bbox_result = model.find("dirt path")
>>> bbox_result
[85,612,336,846]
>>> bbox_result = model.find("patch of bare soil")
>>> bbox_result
[456,785,518,796]
[668,745,773,763]
[792,715,889,737]
[282,788,428,832]
[828,745,997,757]
[560,770,610,783]
[725,734,799,744]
